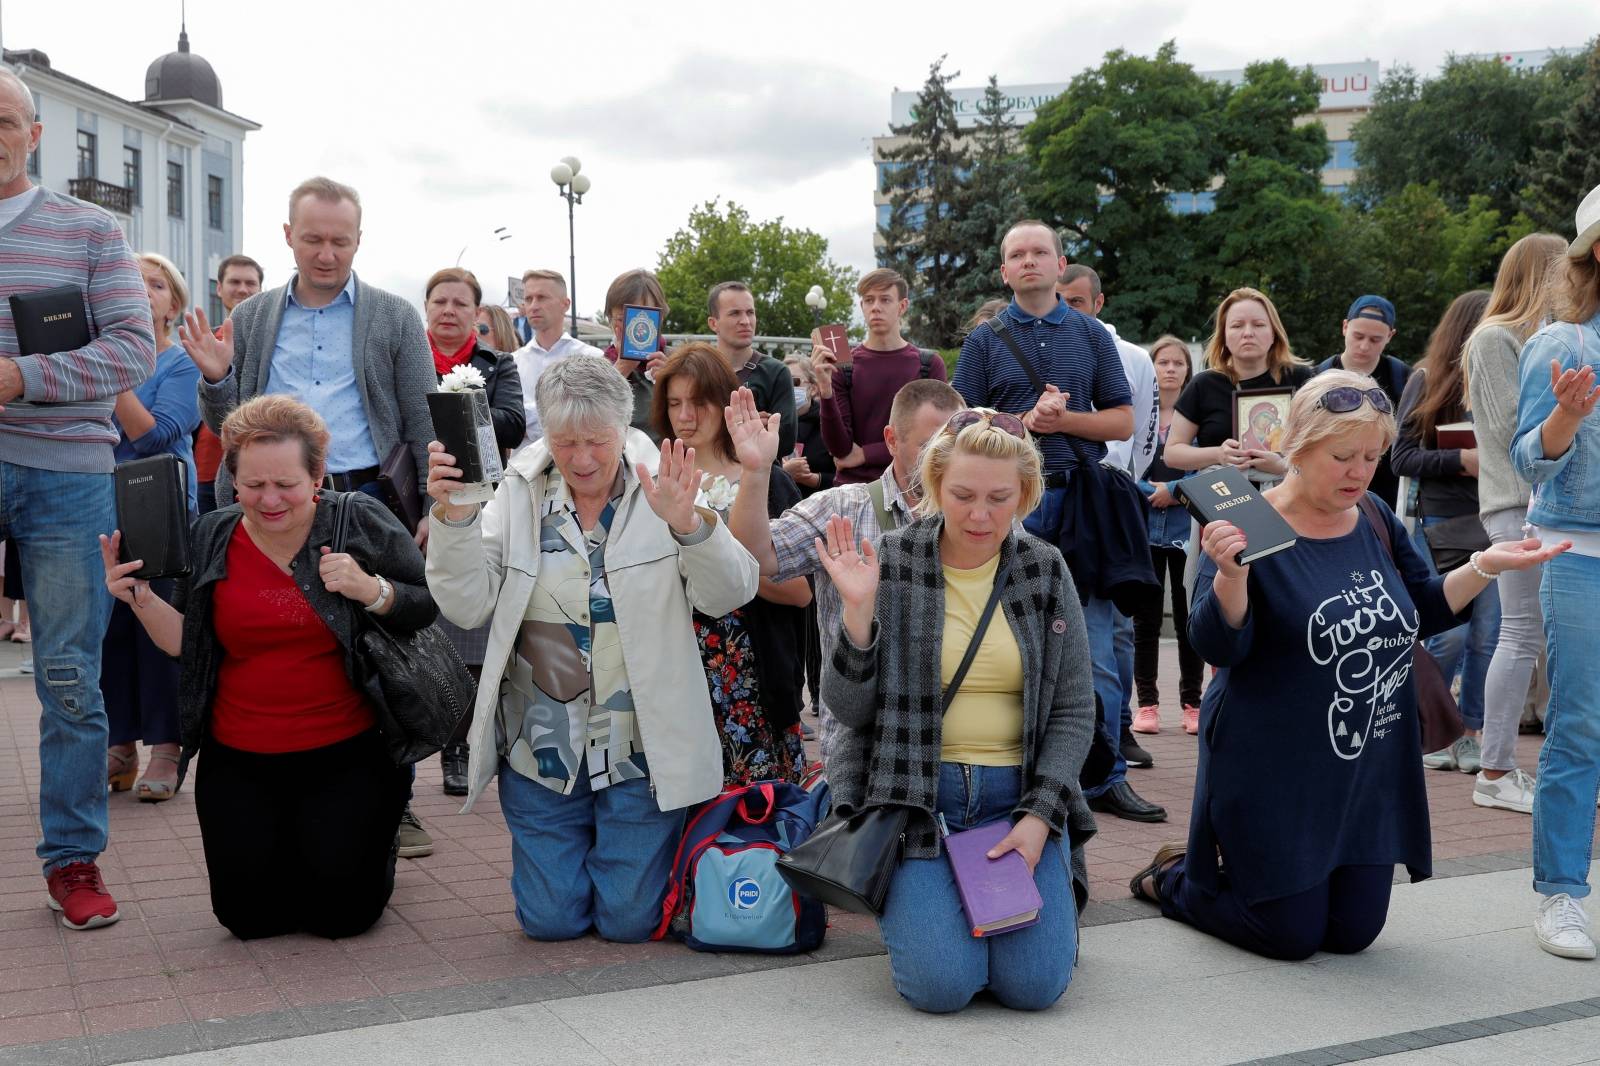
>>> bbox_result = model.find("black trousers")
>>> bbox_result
[1158,861,1393,962]
[1132,546,1202,708]
[196,730,408,940]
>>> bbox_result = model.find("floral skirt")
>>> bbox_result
[694,609,806,788]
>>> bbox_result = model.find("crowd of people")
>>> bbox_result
[6,64,1600,1017]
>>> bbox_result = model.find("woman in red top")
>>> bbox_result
[99,395,437,940]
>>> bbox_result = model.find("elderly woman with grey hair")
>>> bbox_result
[424,355,759,942]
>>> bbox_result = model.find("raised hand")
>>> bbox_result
[425,441,476,521]
[809,339,837,399]
[638,438,702,536]
[724,387,780,471]
[177,307,235,384]
[815,514,878,609]
[1550,360,1600,419]
[98,531,148,606]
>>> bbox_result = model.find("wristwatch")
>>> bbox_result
[364,574,393,612]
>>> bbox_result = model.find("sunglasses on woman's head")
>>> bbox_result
[475,323,491,335]
[943,408,1027,440]
[1317,386,1392,415]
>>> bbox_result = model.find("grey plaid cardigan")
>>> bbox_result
[821,516,1098,901]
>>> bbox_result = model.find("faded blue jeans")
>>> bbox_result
[497,755,684,942]
[1412,518,1501,733]
[10,465,117,874]
[1533,550,1600,898]
[877,763,1078,1013]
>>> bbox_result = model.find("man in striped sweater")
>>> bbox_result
[0,70,156,930]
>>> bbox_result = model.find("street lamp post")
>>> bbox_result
[804,285,826,327]
[550,157,592,338]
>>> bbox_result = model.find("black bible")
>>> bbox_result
[115,455,192,580]
[9,285,92,355]
[1173,466,1297,566]
[426,390,503,505]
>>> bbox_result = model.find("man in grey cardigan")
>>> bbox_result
[179,177,434,532]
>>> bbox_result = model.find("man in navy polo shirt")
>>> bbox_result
[952,219,1166,823]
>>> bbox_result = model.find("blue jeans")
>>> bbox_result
[496,756,685,942]
[877,763,1078,1013]
[6,465,116,874]
[1115,608,1135,733]
[1412,518,1501,732]
[1024,484,1126,794]
[1533,551,1600,899]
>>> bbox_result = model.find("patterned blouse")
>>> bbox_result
[501,466,646,795]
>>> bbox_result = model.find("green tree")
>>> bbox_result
[950,77,1029,320]
[878,57,973,347]
[1023,41,1226,339]
[1521,41,1600,233]
[1351,54,1584,220]
[654,199,857,339]
[1204,61,1347,350]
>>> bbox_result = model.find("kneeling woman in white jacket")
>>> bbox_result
[425,355,759,942]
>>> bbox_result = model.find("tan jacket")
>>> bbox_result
[425,430,759,811]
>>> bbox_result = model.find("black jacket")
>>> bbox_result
[174,492,438,760]
[456,344,526,454]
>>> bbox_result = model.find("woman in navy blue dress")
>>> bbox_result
[1130,369,1564,960]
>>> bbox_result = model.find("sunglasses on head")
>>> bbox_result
[943,408,1028,440]
[475,322,491,335]
[1317,386,1392,415]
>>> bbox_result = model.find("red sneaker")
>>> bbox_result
[1182,704,1201,736]
[46,861,120,930]
[1131,705,1161,734]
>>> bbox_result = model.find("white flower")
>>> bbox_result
[700,473,738,512]
[439,364,487,393]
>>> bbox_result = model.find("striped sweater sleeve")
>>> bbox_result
[11,197,155,403]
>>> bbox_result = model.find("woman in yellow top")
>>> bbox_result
[808,408,1098,1014]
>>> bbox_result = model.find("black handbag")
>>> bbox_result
[776,557,1013,915]
[330,492,474,766]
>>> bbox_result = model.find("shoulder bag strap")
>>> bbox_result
[941,555,1014,712]
[865,478,896,533]
[329,489,353,555]
[986,318,1049,396]
[1355,493,1393,560]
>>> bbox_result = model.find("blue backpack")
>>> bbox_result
[652,780,828,954]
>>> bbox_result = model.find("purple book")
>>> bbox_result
[944,821,1043,938]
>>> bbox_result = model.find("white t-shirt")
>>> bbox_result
[0,186,41,230]
[1098,321,1159,479]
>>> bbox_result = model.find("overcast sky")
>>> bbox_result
[7,0,1586,318]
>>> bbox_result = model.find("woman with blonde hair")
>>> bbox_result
[1163,287,1314,483]
[1462,232,1566,814]
[1510,183,1600,959]
[103,252,201,800]
[808,407,1096,1012]
[475,304,519,353]
[1133,369,1560,961]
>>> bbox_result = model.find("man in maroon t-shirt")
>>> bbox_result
[811,268,948,484]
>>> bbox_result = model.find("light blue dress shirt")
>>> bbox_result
[266,273,380,473]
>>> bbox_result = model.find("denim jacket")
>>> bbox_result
[1135,481,1192,549]
[1512,311,1600,532]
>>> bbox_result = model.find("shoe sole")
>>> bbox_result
[1131,725,1159,735]
[1090,804,1168,823]
[1472,792,1533,815]
[46,897,120,930]
[1536,935,1597,960]
[441,786,468,797]
[1422,761,1457,771]
[397,844,434,859]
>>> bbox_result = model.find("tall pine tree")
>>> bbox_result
[952,77,1029,324]
[878,57,973,347]
[1521,40,1600,235]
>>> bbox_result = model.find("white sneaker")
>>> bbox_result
[1473,768,1536,814]
[1535,894,1597,960]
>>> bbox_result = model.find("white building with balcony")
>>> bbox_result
[6,26,259,321]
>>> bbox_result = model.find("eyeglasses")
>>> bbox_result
[1317,386,1392,415]
[943,408,1028,440]
[475,322,491,335]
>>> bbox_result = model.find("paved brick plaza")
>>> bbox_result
[0,637,1583,1061]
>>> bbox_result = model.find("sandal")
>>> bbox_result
[0,621,15,642]
[108,745,139,793]
[10,623,30,643]
[136,749,182,803]
[1129,842,1187,904]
